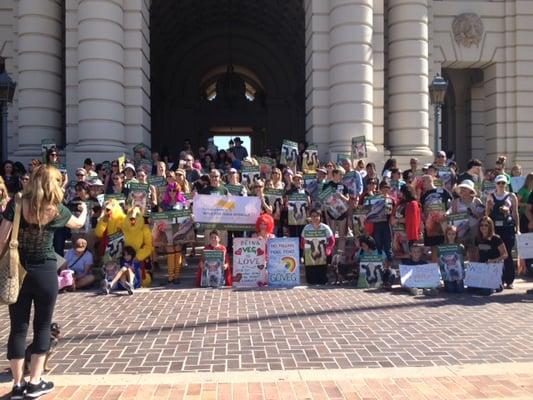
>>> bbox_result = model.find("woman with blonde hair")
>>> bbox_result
[175,169,191,193]
[0,165,87,398]
[0,176,10,213]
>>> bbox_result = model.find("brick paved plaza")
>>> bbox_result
[1,282,533,399]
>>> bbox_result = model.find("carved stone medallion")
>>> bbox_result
[452,13,484,48]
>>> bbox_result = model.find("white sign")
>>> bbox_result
[465,262,503,290]
[399,263,441,288]
[232,238,267,289]
[192,194,261,228]
[517,232,533,259]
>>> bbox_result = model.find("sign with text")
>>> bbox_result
[193,194,261,230]
[357,255,384,289]
[232,238,267,289]
[465,262,503,290]
[267,238,300,288]
[399,263,441,288]
[517,232,533,259]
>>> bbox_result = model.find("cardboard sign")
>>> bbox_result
[280,139,298,170]
[357,255,384,288]
[342,171,361,196]
[201,250,225,288]
[264,188,284,220]
[465,262,503,289]
[437,244,465,282]
[241,165,260,190]
[517,232,533,259]
[303,229,328,266]
[399,263,441,288]
[319,187,348,219]
[232,238,268,288]
[267,238,301,288]
[106,232,124,260]
[287,193,308,225]
[302,144,319,172]
[351,136,367,159]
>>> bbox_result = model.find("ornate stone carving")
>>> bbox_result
[452,13,484,48]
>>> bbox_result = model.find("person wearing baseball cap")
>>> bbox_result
[62,238,96,289]
[486,174,520,290]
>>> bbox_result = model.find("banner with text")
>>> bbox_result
[193,194,261,231]
[232,238,267,289]
[267,238,300,288]
[465,262,503,289]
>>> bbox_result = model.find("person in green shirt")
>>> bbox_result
[517,173,533,234]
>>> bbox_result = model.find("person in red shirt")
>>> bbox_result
[396,184,421,246]
[195,230,232,287]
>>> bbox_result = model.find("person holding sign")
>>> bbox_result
[301,208,335,285]
[322,166,350,254]
[437,226,465,293]
[402,244,437,296]
[195,230,231,287]
[486,175,520,289]
[285,173,310,238]
[471,216,508,295]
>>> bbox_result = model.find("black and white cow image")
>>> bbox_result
[303,151,318,170]
[272,197,283,214]
[359,263,384,287]
[305,238,327,264]
[290,202,308,224]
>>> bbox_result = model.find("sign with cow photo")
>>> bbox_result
[357,255,384,288]
[288,193,308,225]
[399,263,441,288]
[201,250,225,288]
[280,139,298,170]
[127,182,149,213]
[303,229,328,266]
[241,165,260,190]
[437,244,465,283]
[318,186,348,219]
[302,144,319,173]
[352,205,369,237]
[267,238,301,288]
[351,136,367,159]
[264,188,284,220]
[232,238,268,289]
[342,171,361,197]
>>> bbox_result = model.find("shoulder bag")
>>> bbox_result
[0,194,26,305]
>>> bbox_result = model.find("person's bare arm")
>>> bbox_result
[511,193,520,233]
[65,202,88,229]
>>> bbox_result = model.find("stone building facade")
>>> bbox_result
[0,0,532,171]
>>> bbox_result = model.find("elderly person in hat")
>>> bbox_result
[485,174,520,289]
[447,179,484,258]
[60,238,96,290]
[123,163,137,184]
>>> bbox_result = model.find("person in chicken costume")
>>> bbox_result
[95,199,126,257]
[121,206,153,265]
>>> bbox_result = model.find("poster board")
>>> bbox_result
[267,238,300,288]
[437,244,465,282]
[106,232,125,260]
[517,232,533,259]
[303,228,328,266]
[464,262,503,289]
[302,144,319,173]
[201,250,225,288]
[351,136,367,159]
[241,165,260,190]
[280,139,298,170]
[318,186,348,219]
[357,255,384,288]
[232,238,268,288]
[287,193,308,225]
[399,263,441,288]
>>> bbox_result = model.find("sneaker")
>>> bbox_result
[102,281,110,295]
[409,288,422,296]
[10,382,26,400]
[423,288,438,296]
[124,281,134,295]
[25,380,54,398]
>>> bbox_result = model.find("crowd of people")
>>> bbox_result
[2,137,533,398]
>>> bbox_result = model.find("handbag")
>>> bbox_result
[0,194,26,305]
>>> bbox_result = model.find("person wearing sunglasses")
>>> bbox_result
[485,174,520,289]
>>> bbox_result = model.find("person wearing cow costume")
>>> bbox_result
[301,207,336,285]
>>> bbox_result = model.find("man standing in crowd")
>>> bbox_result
[199,169,229,195]
[231,137,248,161]
[322,166,350,254]
[182,154,201,183]
[458,159,483,185]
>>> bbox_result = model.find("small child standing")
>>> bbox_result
[402,243,438,296]
[195,230,231,287]
[103,246,141,295]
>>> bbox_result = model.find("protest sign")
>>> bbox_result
[352,205,369,237]
[193,194,261,230]
[437,244,465,282]
[232,238,268,288]
[399,263,441,288]
[225,183,246,196]
[303,229,328,266]
[302,144,319,172]
[336,153,351,163]
[465,262,503,289]
[342,171,361,197]
[288,193,308,225]
[267,238,300,288]
[104,193,126,208]
[517,232,533,259]
[151,212,177,244]
[148,176,165,187]
[447,212,470,241]
[392,224,409,259]
[201,250,225,288]
[351,136,367,159]
[264,188,284,220]
[319,186,348,219]
[127,182,149,212]
[481,180,496,201]
[437,166,453,191]
[357,255,384,288]
[364,195,393,223]
[241,165,260,189]
[510,176,525,192]
[280,139,298,170]
[106,232,125,260]
[258,157,275,179]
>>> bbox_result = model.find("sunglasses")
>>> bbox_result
[20,177,29,181]
[185,159,194,162]
[50,153,58,157]
[76,173,85,177]
[113,177,121,181]
[496,182,506,185]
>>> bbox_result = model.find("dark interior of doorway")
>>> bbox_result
[150,0,306,160]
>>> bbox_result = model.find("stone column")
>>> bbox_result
[387,0,433,156]
[77,0,126,158]
[328,0,376,158]
[15,0,63,157]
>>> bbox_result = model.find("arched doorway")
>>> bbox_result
[150,0,305,158]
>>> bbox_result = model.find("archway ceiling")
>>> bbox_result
[151,0,305,79]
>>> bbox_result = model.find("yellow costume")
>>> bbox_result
[95,199,126,239]
[121,207,153,261]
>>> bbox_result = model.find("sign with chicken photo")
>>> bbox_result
[303,229,328,266]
